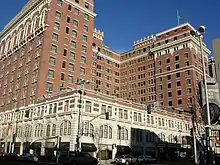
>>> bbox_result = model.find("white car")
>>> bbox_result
[115,155,137,165]
[137,155,156,164]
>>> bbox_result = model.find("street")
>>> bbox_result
[0,159,194,165]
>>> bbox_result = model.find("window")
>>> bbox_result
[177,81,181,86]
[54,22,60,30]
[55,11,61,19]
[80,56,86,63]
[186,70,190,75]
[74,8,79,15]
[63,49,67,56]
[62,61,66,68]
[46,125,51,136]
[175,56,179,61]
[176,72,180,78]
[168,83,171,88]
[185,61,190,66]
[66,27,69,34]
[52,33,58,41]
[49,57,56,66]
[166,58,170,63]
[186,79,191,84]
[60,121,71,136]
[167,66,170,71]
[187,88,192,94]
[167,75,171,80]
[178,99,182,105]
[85,101,92,112]
[73,20,78,27]
[82,35,88,42]
[168,101,173,106]
[47,82,53,92]
[51,45,57,53]
[68,5,72,11]
[184,53,189,58]
[57,0,62,6]
[67,75,73,83]
[80,67,85,75]
[71,41,76,49]
[82,45,87,53]
[72,30,77,37]
[52,124,56,136]
[84,13,89,20]
[168,92,172,97]
[83,25,88,33]
[48,69,54,78]
[69,63,74,72]
[85,2,89,8]
[70,52,75,60]
[158,61,162,65]
[176,64,180,69]
[66,16,70,23]
[177,90,182,95]
[61,73,65,81]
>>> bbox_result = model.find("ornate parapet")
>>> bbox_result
[133,34,156,49]
[93,28,104,41]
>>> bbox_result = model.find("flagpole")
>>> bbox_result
[177,10,180,25]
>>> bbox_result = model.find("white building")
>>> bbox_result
[0,89,193,159]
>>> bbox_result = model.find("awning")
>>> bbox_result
[81,143,97,152]
[29,142,41,149]
[117,146,132,154]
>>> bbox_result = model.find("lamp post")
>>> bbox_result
[190,26,212,165]
[75,78,90,151]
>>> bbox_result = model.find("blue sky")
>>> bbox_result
[1,0,219,54]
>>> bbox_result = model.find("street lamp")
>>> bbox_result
[75,78,90,151]
[190,25,213,165]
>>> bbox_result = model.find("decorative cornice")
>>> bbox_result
[0,0,48,39]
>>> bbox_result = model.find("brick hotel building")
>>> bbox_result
[0,0,211,159]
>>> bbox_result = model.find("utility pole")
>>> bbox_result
[191,106,198,165]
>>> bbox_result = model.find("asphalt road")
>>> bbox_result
[0,160,194,165]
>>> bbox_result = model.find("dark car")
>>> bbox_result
[58,151,98,165]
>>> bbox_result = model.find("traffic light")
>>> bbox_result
[105,112,109,120]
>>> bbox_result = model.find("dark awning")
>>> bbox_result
[116,145,132,157]
[29,142,41,149]
[81,143,97,152]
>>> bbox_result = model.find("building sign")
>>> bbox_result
[200,78,220,106]
[199,78,220,124]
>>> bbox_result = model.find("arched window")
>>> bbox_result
[117,127,128,140]
[109,126,112,139]
[60,123,64,136]
[25,125,31,137]
[46,125,51,137]
[60,120,71,136]
[52,124,56,136]
[99,125,103,138]
[89,124,94,137]
[35,124,43,137]
[100,125,113,139]
[124,129,128,140]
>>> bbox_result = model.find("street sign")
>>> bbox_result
[210,125,220,130]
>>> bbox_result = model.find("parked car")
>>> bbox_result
[58,151,98,165]
[137,155,156,164]
[0,152,5,156]
[19,154,38,162]
[115,155,137,165]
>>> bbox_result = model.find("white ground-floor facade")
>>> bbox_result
[0,90,193,159]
